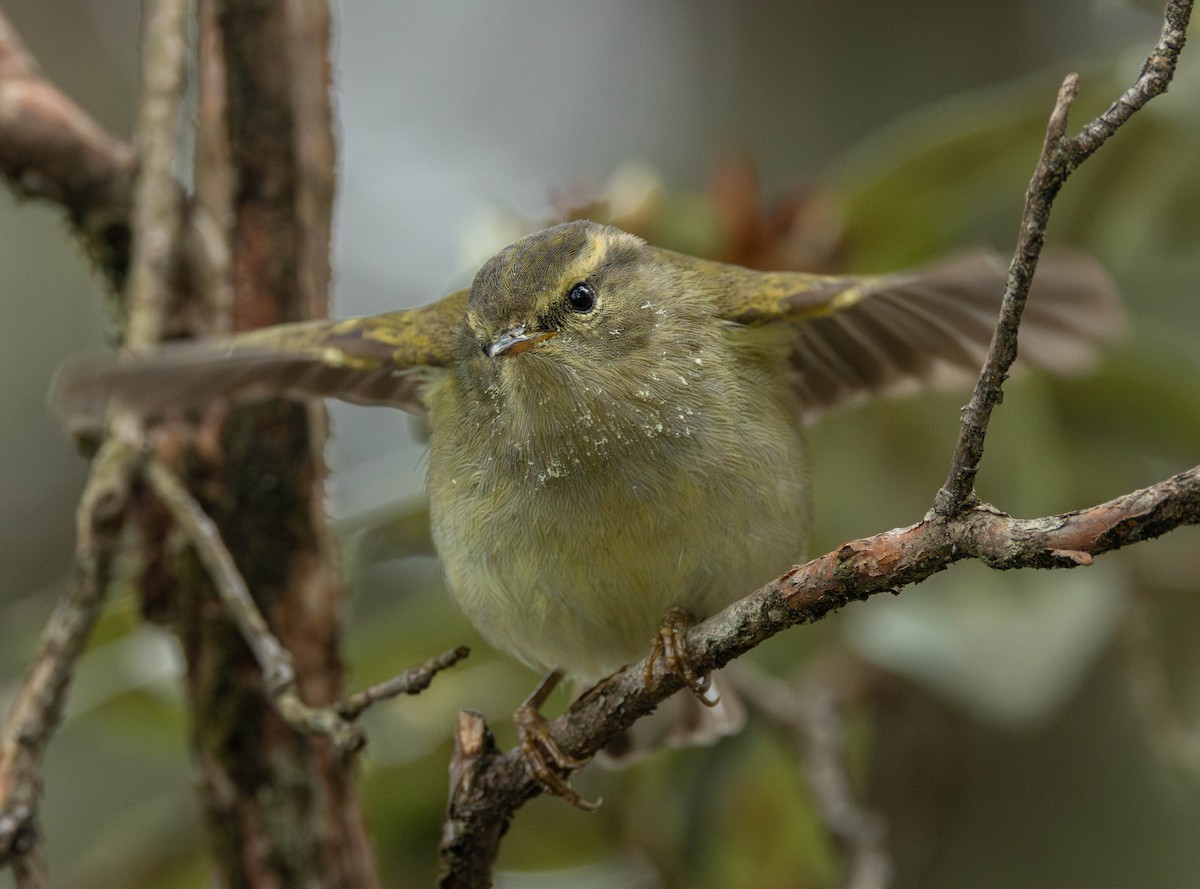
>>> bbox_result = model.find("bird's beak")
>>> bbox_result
[487,325,557,358]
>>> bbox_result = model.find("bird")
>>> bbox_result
[53,219,1122,805]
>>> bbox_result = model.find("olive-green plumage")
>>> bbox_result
[427,223,810,682]
[53,220,1122,703]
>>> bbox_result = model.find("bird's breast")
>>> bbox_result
[421,357,811,679]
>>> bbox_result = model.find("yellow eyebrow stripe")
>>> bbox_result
[557,230,610,290]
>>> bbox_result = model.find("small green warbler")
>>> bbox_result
[55,220,1121,795]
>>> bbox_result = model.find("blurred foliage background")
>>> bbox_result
[2,1,1200,887]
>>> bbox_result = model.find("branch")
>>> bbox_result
[126,0,190,348]
[337,646,470,720]
[0,438,139,875]
[143,458,365,752]
[439,468,1200,879]
[146,458,469,743]
[0,9,135,288]
[5,2,361,885]
[440,711,507,889]
[934,0,1192,515]
[149,1,370,882]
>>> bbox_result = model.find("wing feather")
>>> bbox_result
[720,250,1122,416]
[52,290,468,430]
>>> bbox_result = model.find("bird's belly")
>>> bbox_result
[428,432,809,684]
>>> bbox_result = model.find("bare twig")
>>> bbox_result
[338,646,471,720]
[145,453,467,746]
[0,439,139,874]
[934,0,1192,515]
[126,0,191,348]
[142,458,364,752]
[1069,0,1193,158]
[0,9,135,288]
[733,666,891,889]
[147,453,470,747]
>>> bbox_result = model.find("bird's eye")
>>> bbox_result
[566,281,596,313]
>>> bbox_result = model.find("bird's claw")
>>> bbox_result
[514,704,599,811]
[644,607,719,707]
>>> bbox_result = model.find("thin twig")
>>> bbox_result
[126,0,191,348]
[143,458,364,752]
[934,0,1192,516]
[143,459,293,689]
[338,647,471,720]
[147,454,464,740]
[0,439,139,872]
[733,666,891,889]
[1069,0,1193,159]
[146,452,466,744]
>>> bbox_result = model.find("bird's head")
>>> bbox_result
[464,219,676,366]
[453,220,716,454]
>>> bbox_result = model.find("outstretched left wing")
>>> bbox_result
[51,290,468,429]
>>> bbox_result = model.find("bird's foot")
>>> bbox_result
[644,607,718,707]
[514,669,599,811]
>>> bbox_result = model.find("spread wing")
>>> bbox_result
[717,251,1123,416]
[52,290,468,430]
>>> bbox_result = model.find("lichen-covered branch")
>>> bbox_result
[0,438,139,878]
[125,0,190,347]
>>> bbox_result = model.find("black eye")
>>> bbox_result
[567,281,596,313]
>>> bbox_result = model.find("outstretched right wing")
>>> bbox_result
[51,290,468,429]
[716,251,1123,417]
